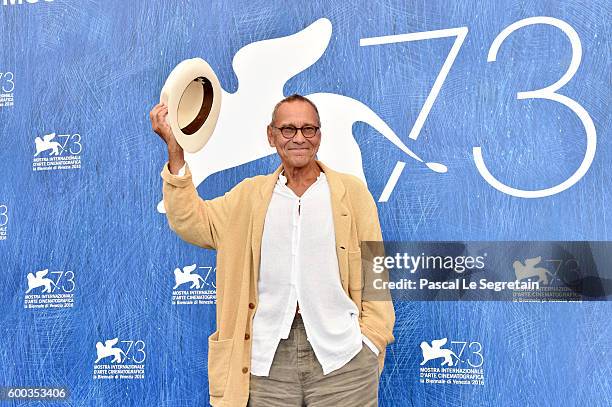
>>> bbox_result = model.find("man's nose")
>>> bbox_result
[292,129,307,143]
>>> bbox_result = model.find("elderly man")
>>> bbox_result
[150,94,395,407]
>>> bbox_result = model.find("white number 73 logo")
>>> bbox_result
[361,16,596,200]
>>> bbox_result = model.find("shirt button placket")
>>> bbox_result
[292,199,299,303]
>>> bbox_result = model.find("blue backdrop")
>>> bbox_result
[0,0,610,406]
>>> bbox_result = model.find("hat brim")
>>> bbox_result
[160,58,222,153]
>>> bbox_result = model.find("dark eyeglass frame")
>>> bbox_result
[271,125,320,139]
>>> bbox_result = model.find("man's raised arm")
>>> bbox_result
[161,162,235,250]
[151,102,232,250]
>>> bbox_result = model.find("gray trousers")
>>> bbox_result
[248,313,379,407]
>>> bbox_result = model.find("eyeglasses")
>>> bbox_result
[271,125,320,139]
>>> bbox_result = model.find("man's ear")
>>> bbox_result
[267,125,275,147]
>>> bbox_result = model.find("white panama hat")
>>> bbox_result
[160,58,222,153]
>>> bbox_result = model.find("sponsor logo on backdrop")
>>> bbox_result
[513,257,553,284]
[512,256,583,302]
[23,268,75,309]
[0,204,7,241]
[32,132,82,171]
[2,0,54,6]
[157,16,596,214]
[156,18,447,213]
[420,338,457,366]
[171,263,216,305]
[0,71,14,108]
[93,337,145,380]
[419,338,485,386]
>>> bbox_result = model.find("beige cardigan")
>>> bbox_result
[161,159,395,407]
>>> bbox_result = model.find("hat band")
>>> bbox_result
[180,77,214,135]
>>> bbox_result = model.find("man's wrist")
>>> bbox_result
[167,147,185,175]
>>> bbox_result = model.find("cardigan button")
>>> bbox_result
[248,303,255,309]
[244,333,250,340]
[242,367,249,374]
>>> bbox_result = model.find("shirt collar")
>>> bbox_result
[278,169,326,186]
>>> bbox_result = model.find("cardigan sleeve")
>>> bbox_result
[160,161,236,250]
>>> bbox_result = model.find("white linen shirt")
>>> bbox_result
[249,169,379,377]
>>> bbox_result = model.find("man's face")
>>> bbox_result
[267,101,321,169]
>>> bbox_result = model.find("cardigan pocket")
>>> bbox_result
[348,249,364,293]
[207,331,234,397]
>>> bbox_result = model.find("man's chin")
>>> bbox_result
[285,156,314,168]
